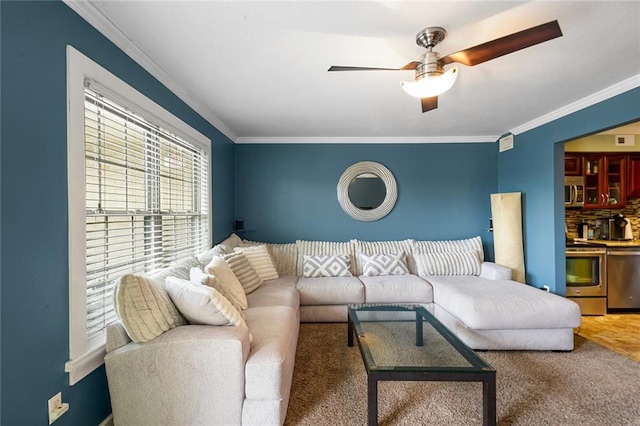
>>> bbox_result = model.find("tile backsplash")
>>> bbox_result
[566,198,640,240]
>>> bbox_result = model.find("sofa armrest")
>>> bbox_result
[105,325,251,426]
[479,262,512,280]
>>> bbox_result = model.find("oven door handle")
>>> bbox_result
[567,250,606,256]
[607,251,640,256]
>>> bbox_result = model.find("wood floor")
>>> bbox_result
[576,313,640,361]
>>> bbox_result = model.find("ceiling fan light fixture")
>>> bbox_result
[400,66,458,98]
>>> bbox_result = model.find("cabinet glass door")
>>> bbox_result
[606,157,625,207]
[584,157,602,207]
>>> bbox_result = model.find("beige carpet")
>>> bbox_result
[285,323,640,426]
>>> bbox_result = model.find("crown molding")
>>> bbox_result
[63,0,237,142]
[510,74,640,136]
[235,135,498,144]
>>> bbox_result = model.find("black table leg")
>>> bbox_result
[483,373,497,426]
[348,314,354,347]
[368,374,378,426]
[416,312,423,346]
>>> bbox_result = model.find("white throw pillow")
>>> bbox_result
[235,245,279,281]
[190,267,245,314]
[415,251,481,276]
[204,256,249,309]
[223,252,263,294]
[165,276,248,328]
[359,252,409,276]
[303,254,353,278]
[114,274,186,343]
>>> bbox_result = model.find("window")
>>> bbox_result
[65,47,211,384]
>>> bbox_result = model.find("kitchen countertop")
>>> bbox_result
[569,238,640,248]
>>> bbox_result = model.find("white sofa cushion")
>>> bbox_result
[235,245,279,281]
[415,251,481,276]
[359,252,409,276]
[204,256,249,310]
[296,276,365,305]
[243,306,299,401]
[246,276,300,309]
[425,276,581,330]
[165,277,248,328]
[352,239,413,275]
[303,254,353,278]
[412,236,484,262]
[359,274,434,304]
[114,274,186,343]
[218,233,243,254]
[223,252,263,294]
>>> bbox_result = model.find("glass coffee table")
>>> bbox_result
[347,304,496,426]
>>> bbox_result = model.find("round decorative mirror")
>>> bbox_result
[337,161,397,221]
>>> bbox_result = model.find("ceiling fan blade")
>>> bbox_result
[421,96,438,113]
[440,20,562,66]
[328,62,420,72]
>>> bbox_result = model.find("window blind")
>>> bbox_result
[83,82,209,350]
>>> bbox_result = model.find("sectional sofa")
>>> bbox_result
[104,234,581,426]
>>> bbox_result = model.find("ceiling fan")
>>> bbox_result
[328,20,562,113]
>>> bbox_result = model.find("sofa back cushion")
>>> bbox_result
[114,274,186,343]
[353,239,414,274]
[296,240,355,276]
[415,251,481,276]
[412,236,484,262]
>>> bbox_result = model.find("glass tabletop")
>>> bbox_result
[348,304,494,374]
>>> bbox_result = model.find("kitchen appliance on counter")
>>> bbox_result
[610,213,633,240]
[564,176,584,208]
[607,248,640,310]
[566,247,607,315]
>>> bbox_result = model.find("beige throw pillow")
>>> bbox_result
[164,277,248,328]
[114,274,186,343]
[235,245,279,281]
[204,256,249,309]
[190,267,245,314]
[223,252,263,294]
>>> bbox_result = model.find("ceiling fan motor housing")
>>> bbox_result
[416,52,443,81]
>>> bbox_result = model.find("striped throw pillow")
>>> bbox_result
[303,255,353,278]
[359,252,409,276]
[234,245,279,281]
[416,251,481,276]
[223,252,263,294]
[412,236,484,262]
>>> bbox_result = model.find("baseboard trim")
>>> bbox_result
[99,414,113,426]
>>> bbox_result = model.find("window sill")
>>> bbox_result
[65,345,106,385]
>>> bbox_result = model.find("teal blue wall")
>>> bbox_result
[497,88,640,294]
[1,1,235,424]
[234,143,497,257]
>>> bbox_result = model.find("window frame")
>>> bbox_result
[65,46,211,385]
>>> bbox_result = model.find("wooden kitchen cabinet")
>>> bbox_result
[582,154,626,208]
[564,154,582,176]
[627,154,640,198]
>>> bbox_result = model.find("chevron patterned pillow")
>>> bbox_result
[359,252,409,276]
[303,255,353,278]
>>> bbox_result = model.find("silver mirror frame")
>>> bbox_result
[337,161,398,221]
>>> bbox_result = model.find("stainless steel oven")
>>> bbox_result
[566,247,607,315]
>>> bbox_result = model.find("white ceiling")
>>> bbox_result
[67,1,640,143]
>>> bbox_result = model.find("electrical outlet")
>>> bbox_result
[542,285,550,292]
[48,392,69,424]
